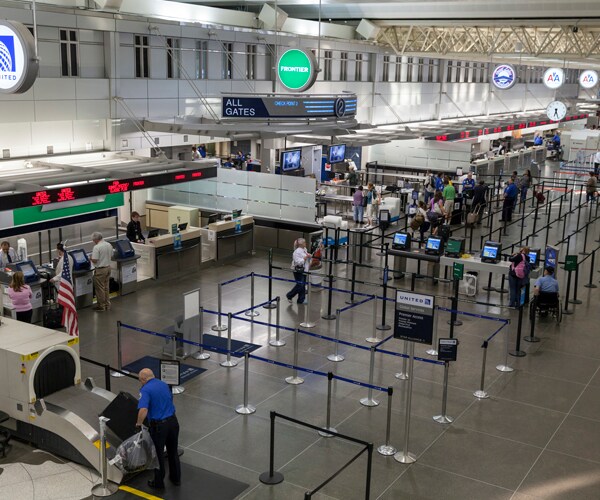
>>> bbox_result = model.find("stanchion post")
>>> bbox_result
[285,328,305,385]
[90,416,118,497]
[395,340,409,380]
[366,296,379,343]
[327,310,345,362]
[447,279,462,331]
[377,271,391,331]
[497,321,515,370]
[585,250,598,288]
[211,283,228,332]
[300,278,316,328]
[193,307,210,360]
[426,306,440,356]
[509,292,526,357]
[236,352,256,415]
[360,347,379,407]
[259,411,284,485]
[264,249,277,309]
[563,270,573,315]
[269,297,286,347]
[569,265,583,305]
[377,387,397,456]
[473,341,490,399]
[220,313,238,367]
[524,302,539,343]
[111,320,127,378]
[322,270,336,320]
[318,372,337,437]
[433,361,453,424]
[345,261,358,305]
[245,272,260,318]
[394,342,416,464]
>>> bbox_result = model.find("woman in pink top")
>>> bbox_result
[8,271,32,323]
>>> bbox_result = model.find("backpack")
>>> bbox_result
[512,257,530,279]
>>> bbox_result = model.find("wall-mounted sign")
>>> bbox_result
[579,70,598,89]
[221,95,357,119]
[546,101,567,121]
[543,67,565,89]
[277,49,318,92]
[393,291,435,345]
[491,64,517,90]
[0,21,38,94]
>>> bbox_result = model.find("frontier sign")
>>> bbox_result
[277,49,318,92]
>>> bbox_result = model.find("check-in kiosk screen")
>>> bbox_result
[17,261,37,282]
[69,249,91,270]
[528,250,540,268]
[426,237,442,252]
[115,239,135,259]
[482,245,499,260]
[393,233,408,248]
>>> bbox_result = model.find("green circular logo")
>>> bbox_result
[277,49,317,92]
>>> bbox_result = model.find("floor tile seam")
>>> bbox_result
[509,364,600,500]
[480,394,569,415]
[536,347,600,362]
[182,447,262,475]
[184,413,246,448]
[540,447,600,467]
[446,421,546,450]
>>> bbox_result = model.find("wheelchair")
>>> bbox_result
[529,291,562,325]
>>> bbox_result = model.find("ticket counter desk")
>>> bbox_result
[207,216,254,262]
[110,255,141,295]
[133,227,202,279]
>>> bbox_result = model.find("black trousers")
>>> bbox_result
[502,198,515,222]
[16,310,33,323]
[149,415,181,487]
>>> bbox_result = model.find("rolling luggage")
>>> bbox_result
[43,286,63,329]
[438,224,451,243]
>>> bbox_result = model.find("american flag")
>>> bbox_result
[57,252,79,337]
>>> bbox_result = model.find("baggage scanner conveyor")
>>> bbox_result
[0,318,125,483]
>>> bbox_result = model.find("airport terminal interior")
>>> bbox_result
[0,0,600,499]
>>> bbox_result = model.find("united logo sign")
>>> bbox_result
[491,64,517,90]
[0,21,38,94]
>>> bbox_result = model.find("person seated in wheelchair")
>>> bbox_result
[533,266,559,316]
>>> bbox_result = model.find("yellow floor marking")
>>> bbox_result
[119,485,164,500]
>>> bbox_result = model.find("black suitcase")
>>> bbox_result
[43,305,63,329]
[438,224,452,243]
[101,392,139,441]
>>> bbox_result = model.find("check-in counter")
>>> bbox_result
[207,216,254,261]
[1,278,45,323]
[138,227,202,279]
[110,255,141,295]
[73,269,94,308]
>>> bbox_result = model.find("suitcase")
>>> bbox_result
[102,392,140,441]
[43,304,63,329]
[438,224,451,243]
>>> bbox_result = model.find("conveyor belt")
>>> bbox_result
[44,385,109,431]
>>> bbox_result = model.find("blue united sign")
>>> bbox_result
[491,64,517,90]
[221,95,357,119]
[394,291,435,345]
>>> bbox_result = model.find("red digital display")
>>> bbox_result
[32,191,51,206]
[57,187,76,202]
[174,174,186,181]
[436,135,448,141]
[108,181,130,193]
[132,180,145,187]
[191,172,203,178]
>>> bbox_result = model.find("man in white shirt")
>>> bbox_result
[0,241,17,267]
[91,232,113,312]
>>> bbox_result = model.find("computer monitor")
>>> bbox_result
[425,236,443,255]
[528,248,541,269]
[280,149,302,172]
[178,223,188,231]
[232,209,242,219]
[147,229,160,238]
[16,260,38,283]
[69,249,91,270]
[481,241,501,263]
[328,144,346,164]
[445,238,465,258]
[392,232,411,250]
[115,239,135,259]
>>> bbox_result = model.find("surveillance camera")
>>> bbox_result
[572,26,579,33]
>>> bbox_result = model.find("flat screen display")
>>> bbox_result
[482,245,499,260]
[426,237,442,251]
[17,261,37,280]
[115,239,134,258]
[528,250,540,267]
[393,233,408,247]
[232,209,242,219]
[446,239,463,255]
[329,144,346,164]
[281,149,302,172]
[70,249,89,265]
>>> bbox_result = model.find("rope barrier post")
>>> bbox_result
[483,272,494,292]
[569,265,583,305]
[322,271,336,321]
[473,341,490,399]
[496,274,508,294]
[377,269,391,331]
[220,313,238,367]
[285,328,305,385]
[433,361,453,424]
[377,387,397,456]
[111,320,127,378]
[426,306,440,356]
[318,372,337,438]
[90,416,118,497]
[497,321,515,371]
[103,364,111,392]
[269,297,286,347]
[235,352,256,415]
[264,249,277,309]
[524,302,539,343]
[192,307,210,360]
[170,334,185,394]
[345,261,358,305]
[245,272,260,318]
[447,278,462,330]
[211,283,228,332]
[563,269,574,315]
[259,411,284,485]
[585,249,598,289]
[394,342,416,464]
[509,292,526,357]
[300,278,316,328]
[360,347,379,407]
[395,340,409,380]
[327,309,345,362]
[366,296,379,343]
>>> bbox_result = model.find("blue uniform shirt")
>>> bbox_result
[535,275,559,293]
[435,177,444,191]
[463,178,475,190]
[138,378,176,421]
[505,183,518,198]
[533,136,543,146]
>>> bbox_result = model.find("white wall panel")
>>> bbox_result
[0,122,32,149]
[75,79,110,100]
[79,45,106,78]
[73,119,108,141]
[34,79,77,101]
[76,15,116,33]
[0,101,35,123]
[35,101,77,121]
[31,121,74,144]
[38,41,61,78]
[148,80,179,99]
[115,79,148,99]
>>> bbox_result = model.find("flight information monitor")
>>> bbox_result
[328,144,346,164]
[281,149,302,172]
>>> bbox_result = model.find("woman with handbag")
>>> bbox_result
[508,246,530,307]
[427,192,446,235]
[286,238,312,305]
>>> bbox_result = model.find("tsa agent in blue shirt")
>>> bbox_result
[136,368,181,490]
[533,135,543,146]
[534,267,559,294]
[462,172,475,197]
[435,173,444,192]
[501,178,518,222]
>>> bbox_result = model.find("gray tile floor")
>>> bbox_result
[4,172,600,500]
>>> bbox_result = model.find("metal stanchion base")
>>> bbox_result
[269,339,286,347]
[220,359,239,367]
[562,309,574,315]
[211,324,228,332]
[171,385,185,395]
[192,352,211,360]
[376,324,392,331]
[110,370,129,378]
[360,397,379,407]
[285,376,304,385]
[494,288,508,294]
[318,427,337,438]
[327,354,345,362]
[509,350,526,357]
[394,372,409,380]
[365,337,380,343]
[473,390,489,399]
[447,319,463,326]
[300,321,316,328]
[259,471,284,485]
[345,299,360,305]
[263,302,277,309]
[426,348,438,356]
[245,310,260,317]
[91,482,119,497]
[496,364,514,372]
[482,286,494,292]
[568,298,583,305]
[433,414,454,424]
[394,451,416,464]
[235,404,256,415]
[377,444,397,456]
[321,314,337,320]
[524,336,540,343]
[584,283,598,288]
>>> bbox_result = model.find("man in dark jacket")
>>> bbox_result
[471,180,487,224]
[126,211,145,243]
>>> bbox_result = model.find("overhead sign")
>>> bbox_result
[491,64,517,90]
[543,67,565,89]
[579,70,598,89]
[393,291,435,345]
[0,21,38,94]
[277,49,318,92]
[221,95,357,119]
